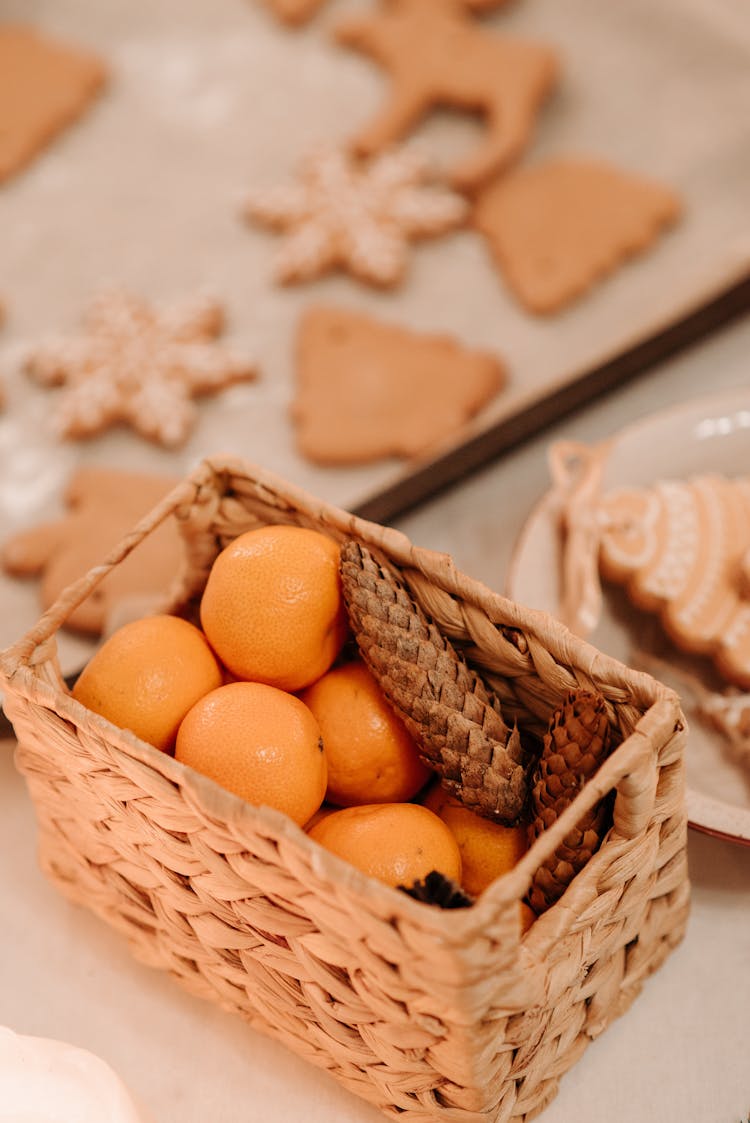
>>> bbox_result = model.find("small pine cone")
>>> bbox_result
[527,688,614,914]
[401,870,475,909]
[340,539,529,824]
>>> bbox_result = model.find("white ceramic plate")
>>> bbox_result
[508,387,750,845]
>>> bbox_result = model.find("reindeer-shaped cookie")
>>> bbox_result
[335,0,558,190]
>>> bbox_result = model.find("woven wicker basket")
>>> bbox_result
[1,456,690,1122]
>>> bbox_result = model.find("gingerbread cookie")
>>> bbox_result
[598,474,750,689]
[263,0,509,23]
[474,158,682,313]
[0,25,107,184]
[292,304,506,464]
[0,299,4,409]
[461,0,514,9]
[2,466,184,635]
[260,0,329,25]
[24,290,258,447]
[245,145,467,287]
[334,0,558,190]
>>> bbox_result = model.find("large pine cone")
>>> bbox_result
[339,539,530,824]
[527,688,613,913]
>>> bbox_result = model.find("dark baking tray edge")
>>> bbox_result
[353,269,750,525]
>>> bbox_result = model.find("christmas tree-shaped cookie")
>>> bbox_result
[474,158,681,313]
[0,25,107,183]
[292,305,506,464]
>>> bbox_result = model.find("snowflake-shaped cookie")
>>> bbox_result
[25,291,258,447]
[244,146,468,287]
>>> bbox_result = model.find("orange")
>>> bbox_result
[422,782,528,898]
[304,803,337,831]
[175,681,327,825]
[307,802,461,889]
[519,902,537,934]
[71,613,223,753]
[299,659,432,806]
[199,525,348,693]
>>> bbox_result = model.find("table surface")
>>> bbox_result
[3,2,750,1118]
[2,312,750,1123]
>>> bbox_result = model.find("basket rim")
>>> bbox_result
[0,454,683,709]
[0,454,686,946]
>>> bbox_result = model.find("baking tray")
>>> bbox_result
[1,0,749,555]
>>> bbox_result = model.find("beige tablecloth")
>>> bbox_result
[2,316,750,1122]
[1,1,749,1119]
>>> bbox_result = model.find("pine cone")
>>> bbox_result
[527,688,613,914]
[400,871,475,909]
[340,539,529,824]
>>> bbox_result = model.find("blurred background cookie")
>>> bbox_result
[1,466,182,635]
[0,24,107,183]
[334,0,558,189]
[474,158,682,313]
[244,145,467,287]
[23,290,258,447]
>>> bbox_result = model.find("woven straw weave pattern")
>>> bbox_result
[1,457,690,1123]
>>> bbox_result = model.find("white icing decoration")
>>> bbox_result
[641,480,698,599]
[244,146,468,286]
[598,487,661,569]
[722,603,750,653]
[24,291,257,448]
[671,477,727,637]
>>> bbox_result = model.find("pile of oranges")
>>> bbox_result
[71,524,529,913]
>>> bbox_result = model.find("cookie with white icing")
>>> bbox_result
[24,290,258,448]
[598,474,750,688]
[244,146,467,289]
